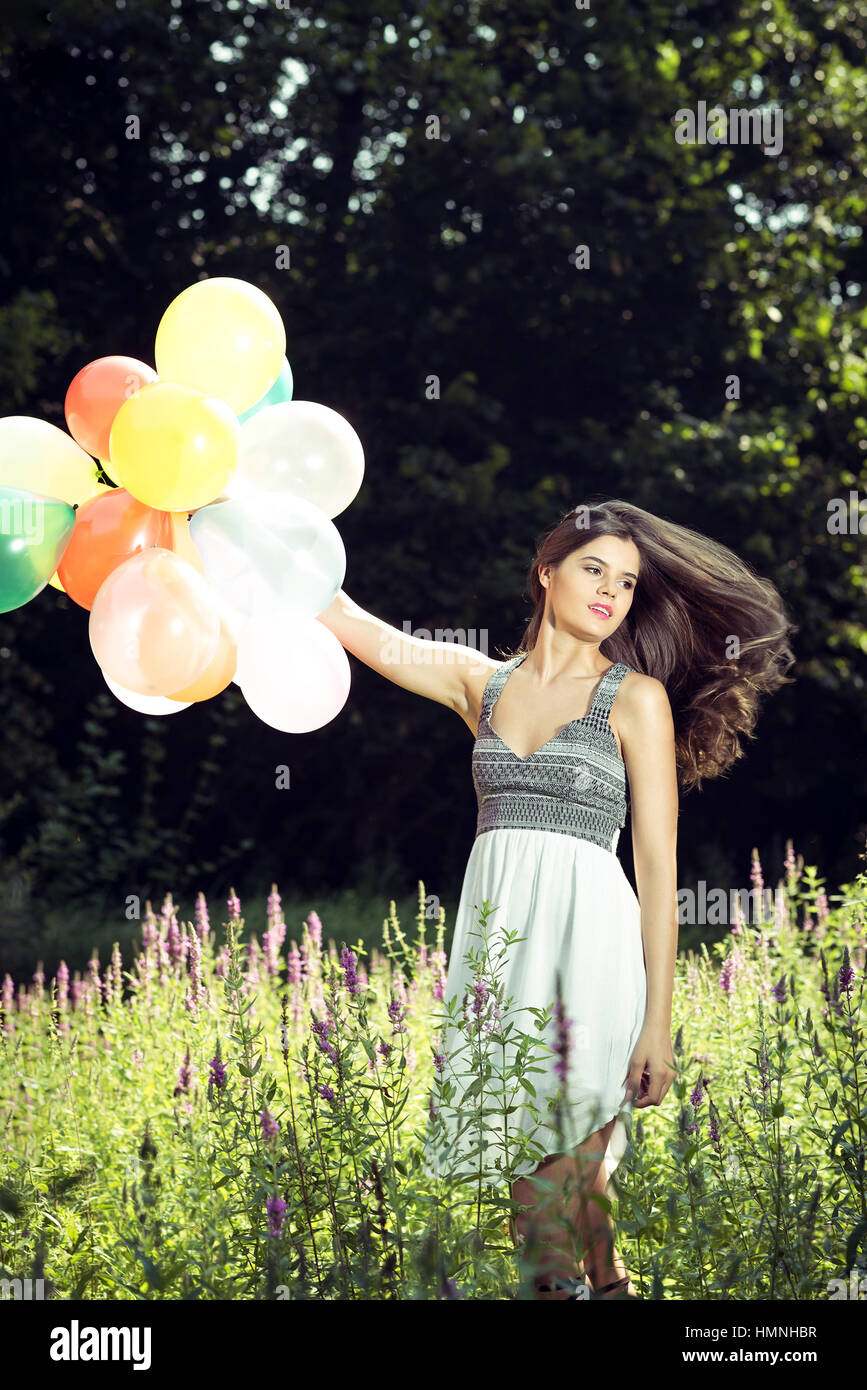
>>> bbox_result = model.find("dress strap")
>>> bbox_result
[593,662,633,719]
[480,656,522,723]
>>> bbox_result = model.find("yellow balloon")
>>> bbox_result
[48,571,67,592]
[0,416,99,505]
[154,277,286,414]
[109,381,239,512]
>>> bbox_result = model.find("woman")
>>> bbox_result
[316,499,796,1300]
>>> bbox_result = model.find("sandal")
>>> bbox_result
[534,1275,591,1299]
[591,1275,634,1299]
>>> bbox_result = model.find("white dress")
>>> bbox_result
[422,654,648,1193]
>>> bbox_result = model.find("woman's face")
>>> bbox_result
[540,535,640,640]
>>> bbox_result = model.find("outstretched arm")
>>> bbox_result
[315,588,497,718]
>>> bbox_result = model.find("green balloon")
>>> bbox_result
[237,357,294,425]
[0,484,76,613]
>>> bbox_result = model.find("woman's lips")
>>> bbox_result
[588,604,612,619]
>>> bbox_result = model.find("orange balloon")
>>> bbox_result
[166,615,237,701]
[57,488,173,610]
[89,548,221,696]
[167,510,206,576]
[65,356,158,460]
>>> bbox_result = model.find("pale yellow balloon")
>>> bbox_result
[0,416,99,505]
[74,477,115,506]
[154,277,286,414]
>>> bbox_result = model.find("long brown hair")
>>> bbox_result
[502,500,797,792]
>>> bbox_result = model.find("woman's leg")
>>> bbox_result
[510,1119,619,1300]
[511,1155,586,1299]
[570,1118,634,1295]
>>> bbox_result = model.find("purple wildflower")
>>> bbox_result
[286,940,302,986]
[111,943,123,997]
[433,1051,447,1073]
[720,948,741,995]
[471,978,489,1017]
[838,951,855,995]
[340,946,360,995]
[267,884,283,922]
[208,1053,227,1090]
[378,1038,392,1061]
[317,1082,336,1104]
[88,955,103,1002]
[311,1012,339,1064]
[1,973,14,1034]
[174,1048,193,1097]
[260,1108,280,1144]
[262,884,286,975]
[388,995,407,1035]
[266,1194,287,1239]
[227,888,241,922]
[552,978,572,1085]
[56,960,69,1009]
[484,998,502,1034]
[195,891,210,941]
[166,915,182,964]
[751,847,764,895]
[771,973,788,1004]
[708,1107,720,1146]
[438,1275,462,1299]
[306,911,323,953]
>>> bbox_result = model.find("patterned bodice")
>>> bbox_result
[472,654,634,853]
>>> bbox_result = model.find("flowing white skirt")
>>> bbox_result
[422,827,647,1191]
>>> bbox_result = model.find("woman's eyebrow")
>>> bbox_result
[579,554,639,581]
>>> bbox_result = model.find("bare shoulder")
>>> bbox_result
[614,671,674,739]
[617,669,670,706]
[617,670,672,714]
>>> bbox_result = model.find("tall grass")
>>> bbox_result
[0,841,864,1299]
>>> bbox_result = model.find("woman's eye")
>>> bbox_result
[586,566,632,589]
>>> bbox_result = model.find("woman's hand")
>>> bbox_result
[623,1022,676,1108]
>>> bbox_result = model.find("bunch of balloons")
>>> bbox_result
[0,277,364,733]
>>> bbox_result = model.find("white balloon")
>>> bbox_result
[230,400,364,518]
[238,613,350,733]
[102,669,193,714]
[189,491,345,621]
